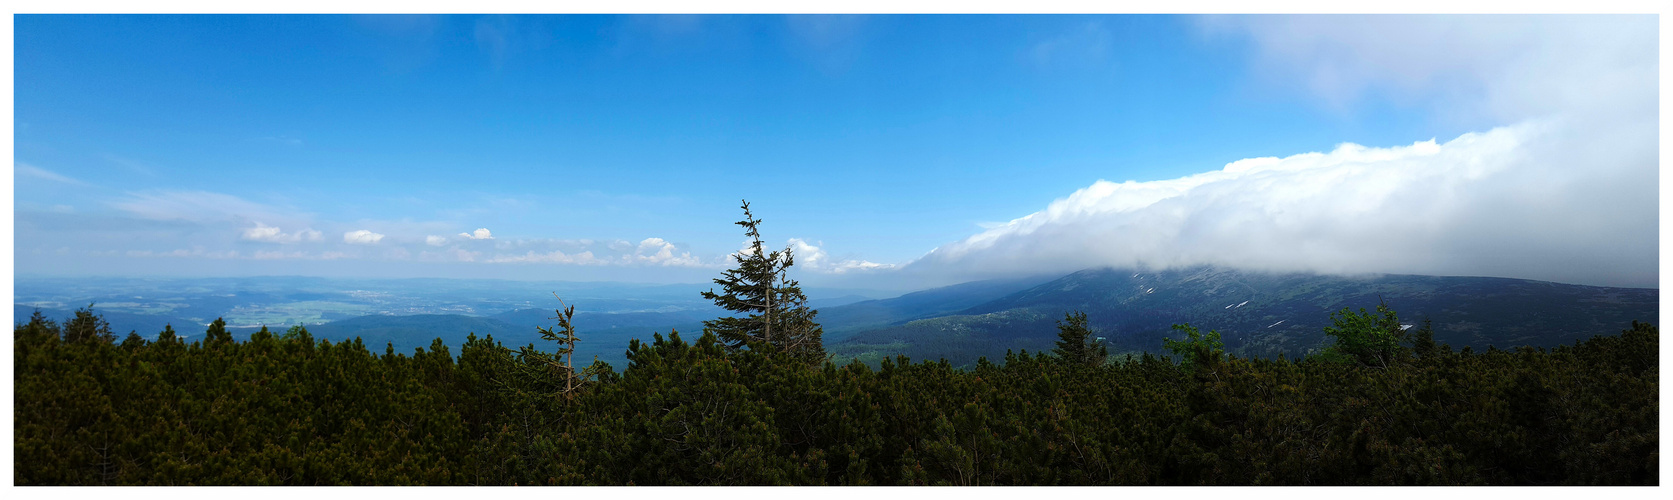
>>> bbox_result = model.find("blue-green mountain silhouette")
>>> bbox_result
[830,266,1658,367]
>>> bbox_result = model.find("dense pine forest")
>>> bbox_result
[13,305,1659,485]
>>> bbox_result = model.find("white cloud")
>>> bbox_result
[425,235,448,246]
[787,238,895,274]
[343,230,386,245]
[14,162,85,185]
[899,16,1657,289]
[459,228,494,240]
[241,223,323,244]
[908,120,1656,288]
[637,237,671,254]
[633,237,706,267]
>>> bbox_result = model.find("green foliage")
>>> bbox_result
[1320,302,1409,367]
[1052,311,1106,366]
[1408,318,1450,359]
[281,324,310,342]
[62,303,115,344]
[13,300,1660,485]
[522,294,606,398]
[700,199,825,363]
[1162,323,1224,371]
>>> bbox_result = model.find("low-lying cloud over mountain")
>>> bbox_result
[897,15,1657,289]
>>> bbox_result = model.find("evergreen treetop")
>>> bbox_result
[63,303,115,344]
[1052,311,1106,366]
[700,199,825,362]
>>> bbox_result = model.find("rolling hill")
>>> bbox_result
[812,274,1060,341]
[14,305,204,340]
[17,268,1656,371]
[830,266,1659,367]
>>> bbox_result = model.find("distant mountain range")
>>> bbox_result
[16,267,1657,370]
[824,266,1659,367]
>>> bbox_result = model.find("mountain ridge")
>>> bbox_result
[831,266,1658,367]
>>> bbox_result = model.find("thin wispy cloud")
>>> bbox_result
[784,15,869,75]
[1197,15,1656,127]
[126,247,239,259]
[110,190,307,227]
[489,249,605,265]
[258,136,304,147]
[474,15,514,69]
[100,154,156,175]
[14,162,85,185]
[252,250,309,260]
[1028,20,1111,68]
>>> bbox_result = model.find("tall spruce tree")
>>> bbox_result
[62,303,115,344]
[701,200,825,362]
[1052,311,1106,366]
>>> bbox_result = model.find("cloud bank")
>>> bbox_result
[904,15,1657,288]
[906,119,1655,288]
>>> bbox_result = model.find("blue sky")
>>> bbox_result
[11,15,1659,289]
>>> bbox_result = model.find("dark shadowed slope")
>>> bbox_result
[813,274,1061,341]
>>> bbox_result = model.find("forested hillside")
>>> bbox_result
[814,274,1059,341]
[14,306,1658,485]
[832,267,1659,367]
